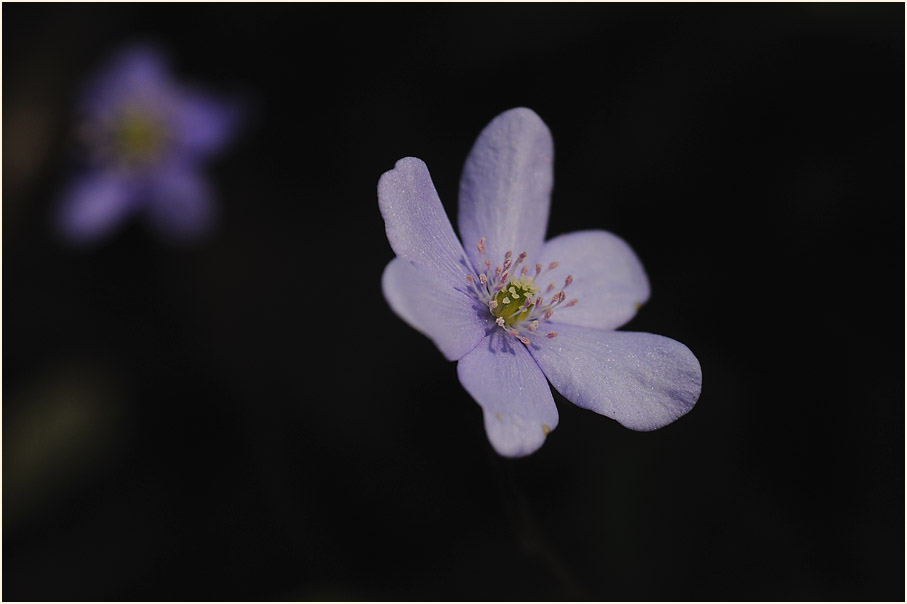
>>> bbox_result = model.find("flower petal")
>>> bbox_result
[529,325,701,431]
[378,157,472,286]
[457,332,558,457]
[170,90,241,158]
[82,44,172,119]
[144,165,215,242]
[382,257,491,361]
[537,230,650,330]
[56,170,139,244]
[458,107,554,270]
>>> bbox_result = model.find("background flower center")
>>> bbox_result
[108,108,168,165]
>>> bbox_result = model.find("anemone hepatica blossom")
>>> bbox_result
[56,44,240,244]
[379,108,702,457]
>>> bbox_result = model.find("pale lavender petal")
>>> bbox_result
[378,157,473,286]
[537,230,650,330]
[458,107,554,270]
[170,89,241,158]
[382,258,491,361]
[144,165,214,241]
[529,325,701,431]
[56,170,139,244]
[82,44,172,119]
[457,331,558,457]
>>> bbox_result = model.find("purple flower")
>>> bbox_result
[378,108,702,457]
[56,43,240,244]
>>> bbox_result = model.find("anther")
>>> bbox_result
[565,299,578,307]
[477,237,486,254]
[496,317,505,327]
[564,275,573,288]
[546,332,558,339]
[548,262,559,270]
[519,336,531,345]
[546,282,556,293]
[505,250,513,260]
[534,263,542,278]
[479,273,487,285]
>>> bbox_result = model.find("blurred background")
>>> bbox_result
[3,3,903,601]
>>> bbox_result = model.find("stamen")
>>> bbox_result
[464,238,579,345]
[465,274,484,298]
[505,297,532,320]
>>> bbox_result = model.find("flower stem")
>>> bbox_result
[492,455,588,599]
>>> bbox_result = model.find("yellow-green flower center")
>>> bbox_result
[110,109,167,163]
[491,276,540,326]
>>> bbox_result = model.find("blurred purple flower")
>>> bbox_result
[56,43,240,244]
[378,108,702,457]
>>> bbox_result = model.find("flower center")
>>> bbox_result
[84,104,171,169]
[490,276,539,327]
[465,237,578,346]
[110,109,167,163]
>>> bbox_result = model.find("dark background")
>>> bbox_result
[3,3,903,601]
